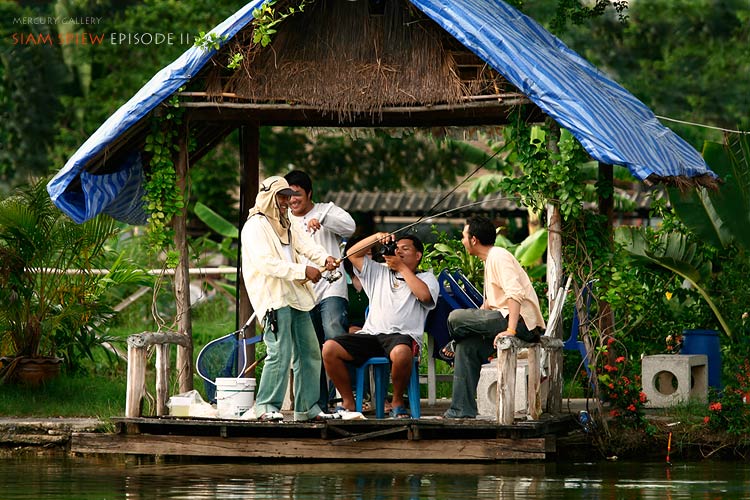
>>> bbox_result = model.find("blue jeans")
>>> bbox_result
[254,306,323,420]
[310,296,349,410]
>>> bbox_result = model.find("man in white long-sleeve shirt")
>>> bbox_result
[241,176,339,422]
[285,170,356,411]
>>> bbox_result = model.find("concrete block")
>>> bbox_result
[642,354,708,408]
[477,358,548,417]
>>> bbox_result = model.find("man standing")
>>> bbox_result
[323,232,439,418]
[284,170,356,411]
[443,215,546,419]
[241,176,338,422]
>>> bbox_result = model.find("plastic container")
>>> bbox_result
[216,377,255,419]
[167,396,193,417]
[681,329,722,389]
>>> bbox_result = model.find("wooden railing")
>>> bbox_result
[125,331,191,418]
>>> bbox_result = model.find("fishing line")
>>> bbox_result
[336,194,521,264]
[412,146,503,229]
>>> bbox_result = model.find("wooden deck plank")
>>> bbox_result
[71,433,550,461]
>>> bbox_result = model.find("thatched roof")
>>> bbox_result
[48,0,717,224]
[200,0,514,121]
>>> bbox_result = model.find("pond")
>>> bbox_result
[1,456,749,499]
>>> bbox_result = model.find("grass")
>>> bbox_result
[0,294,242,419]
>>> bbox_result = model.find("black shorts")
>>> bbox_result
[332,333,415,366]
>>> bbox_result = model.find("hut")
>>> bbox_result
[47,0,716,411]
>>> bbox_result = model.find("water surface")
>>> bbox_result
[1,456,748,499]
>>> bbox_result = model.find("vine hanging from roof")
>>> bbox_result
[143,90,188,269]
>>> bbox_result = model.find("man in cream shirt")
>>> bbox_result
[241,175,339,422]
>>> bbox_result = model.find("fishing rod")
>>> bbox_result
[304,194,522,283]
[307,145,509,280]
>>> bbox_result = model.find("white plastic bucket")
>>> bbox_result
[216,377,255,419]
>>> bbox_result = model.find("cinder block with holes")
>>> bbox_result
[477,357,548,418]
[642,354,708,408]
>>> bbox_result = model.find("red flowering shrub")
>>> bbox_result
[597,352,648,427]
[703,360,750,435]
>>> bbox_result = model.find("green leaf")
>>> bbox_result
[514,228,548,267]
[194,202,239,239]
[615,226,732,338]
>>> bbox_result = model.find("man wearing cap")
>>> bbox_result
[240,175,339,422]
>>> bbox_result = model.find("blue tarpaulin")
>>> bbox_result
[48,0,715,224]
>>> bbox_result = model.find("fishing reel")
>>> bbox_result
[322,269,343,283]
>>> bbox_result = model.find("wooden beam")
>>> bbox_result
[174,123,193,393]
[183,100,545,128]
[71,433,551,461]
[238,125,260,376]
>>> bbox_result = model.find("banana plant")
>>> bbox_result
[668,133,750,253]
[614,226,730,338]
[616,133,750,340]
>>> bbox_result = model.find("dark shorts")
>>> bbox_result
[331,333,415,366]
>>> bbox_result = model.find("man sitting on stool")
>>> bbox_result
[322,232,438,418]
[443,215,546,419]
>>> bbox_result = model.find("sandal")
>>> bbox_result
[439,340,456,362]
[389,405,410,419]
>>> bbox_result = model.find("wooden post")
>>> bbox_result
[238,125,259,377]
[496,337,518,425]
[155,344,170,416]
[527,345,542,420]
[126,343,147,418]
[545,119,564,414]
[174,123,193,393]
[126,332,191,417]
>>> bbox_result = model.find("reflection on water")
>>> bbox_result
[1,456,749,499]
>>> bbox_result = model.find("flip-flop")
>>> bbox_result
[439,340,456,362]
[389,405,410,419]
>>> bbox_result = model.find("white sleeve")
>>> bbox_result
[318,202,356,238]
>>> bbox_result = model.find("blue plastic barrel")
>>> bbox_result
[681,329,722,389]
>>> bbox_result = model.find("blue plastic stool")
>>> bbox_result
[354,357,421,418]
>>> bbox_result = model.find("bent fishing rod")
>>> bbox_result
[305,194,522,284]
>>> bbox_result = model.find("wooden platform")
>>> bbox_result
[71,414,576,461]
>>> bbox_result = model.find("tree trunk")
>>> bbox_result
[174,124,193,393]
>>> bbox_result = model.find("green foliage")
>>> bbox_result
[470,117,589,222]
[194,31,227,51]
[670,135,750,253]
[143,93,187,268]
[227,51,244,70]
[0,1,66,187]
[252,0,308,48]
[194,202,238,239]
[0,178,150,377]
[703,360,750,436]
[421,226,483,287]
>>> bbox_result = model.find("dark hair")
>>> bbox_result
[284,170,312,196]
[466,215,496,246]
[398,234,424,263]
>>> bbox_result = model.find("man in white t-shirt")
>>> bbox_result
[322,232,439,418]
[285,170,356,412]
